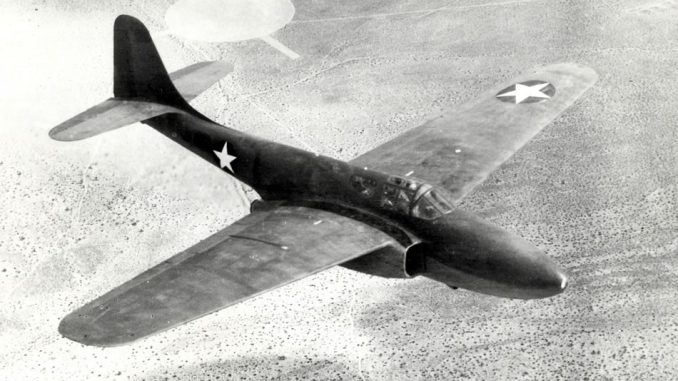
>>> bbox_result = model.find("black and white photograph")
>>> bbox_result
[1,0,677,379]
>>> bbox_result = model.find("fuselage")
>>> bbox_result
[145,112,567,299]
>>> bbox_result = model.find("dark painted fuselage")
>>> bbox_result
[145,112,567,299]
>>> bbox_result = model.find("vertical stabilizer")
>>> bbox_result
[113,15,191,110]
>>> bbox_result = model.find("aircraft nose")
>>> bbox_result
[551,267,568,293]
[507,238,569,298]
[536,262,569,297]
[558,271,568,291]
[426,208,571,299]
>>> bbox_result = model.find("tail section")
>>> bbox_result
[50,15,233,141]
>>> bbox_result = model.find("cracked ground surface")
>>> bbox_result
[1,0,677,379]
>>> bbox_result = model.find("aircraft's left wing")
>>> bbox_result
[351,63,597,203]
[59,205,399,346]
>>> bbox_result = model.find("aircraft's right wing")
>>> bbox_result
[59,204,400,347]
[351,63,597,204]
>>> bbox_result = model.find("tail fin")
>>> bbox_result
[50,15,232,141]
[112,15,191,109]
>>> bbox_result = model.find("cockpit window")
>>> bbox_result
[411,189,453,220]
[374,176,453,219]
[381,185,413,214]
[411,196,439,219]
[395,189,412,214]
[427,190,453,213]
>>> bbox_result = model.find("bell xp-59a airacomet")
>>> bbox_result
[51,15,597,347]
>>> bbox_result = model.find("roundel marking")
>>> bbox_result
[495,80,556,104]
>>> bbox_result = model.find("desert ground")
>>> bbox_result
[1,0,677,379]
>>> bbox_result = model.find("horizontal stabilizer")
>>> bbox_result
[49,99,184,141]
[169,61,233,102]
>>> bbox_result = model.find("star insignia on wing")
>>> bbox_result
[213,141,236,172]
[496,80,555,104]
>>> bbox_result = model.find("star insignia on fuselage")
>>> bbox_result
[496,80,556,104]
[213,141,236,173]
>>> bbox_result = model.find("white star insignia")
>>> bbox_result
[213,141,236,172]
[497,82,552,104]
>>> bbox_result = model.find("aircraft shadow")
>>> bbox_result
[137,354,364,381]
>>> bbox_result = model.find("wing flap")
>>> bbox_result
[351,63,597,202]
[59,205,399,346]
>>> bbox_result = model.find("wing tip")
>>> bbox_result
[58,309,137,347]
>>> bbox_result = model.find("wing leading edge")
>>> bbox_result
[351,63,598,203]
[59,205,399,346]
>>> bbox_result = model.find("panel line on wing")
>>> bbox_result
[229,234,289,250]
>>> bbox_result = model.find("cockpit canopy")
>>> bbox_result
[382,176,454,220]
[350,174,454,219]
[411,185,453,219]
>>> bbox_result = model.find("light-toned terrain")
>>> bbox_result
[1,0,677,379]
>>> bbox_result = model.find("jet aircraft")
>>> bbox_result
[51,15,598,347]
